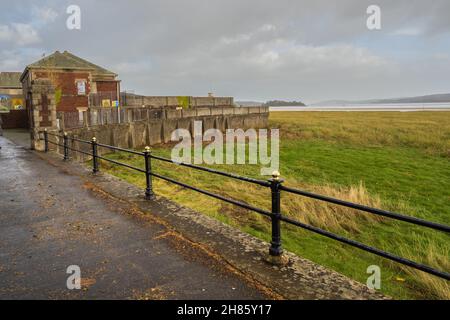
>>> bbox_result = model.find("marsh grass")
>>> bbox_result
[397,238,450,300]
[99,111,449,299]
[274,112,450,158]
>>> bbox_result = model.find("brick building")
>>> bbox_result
[20,50,120,114]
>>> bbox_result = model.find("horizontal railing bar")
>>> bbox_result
[280,185,450,233]
[70,137,92,144]
[96,155,146,173]
[280,215,450,280]
[66,145,92,157]
[97,143,144,156]
[45,131,63,138]
[47,140,64,148]
[44,132,449,234]
[151,154,271,187]
[151,171,273,217]
[41,131,450,280]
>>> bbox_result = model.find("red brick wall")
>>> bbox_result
[96,81,118,101]
[34,71,90,112]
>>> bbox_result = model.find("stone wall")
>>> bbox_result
[27,79,58,151]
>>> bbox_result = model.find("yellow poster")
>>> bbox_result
[12,98,23,109]
[102,99,111,107]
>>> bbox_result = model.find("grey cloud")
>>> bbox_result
[1,0,450,102]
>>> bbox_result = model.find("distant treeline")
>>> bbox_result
[263,100,306,107]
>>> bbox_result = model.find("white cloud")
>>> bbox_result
[12,23,40,45]
[221,33,252,45]
[0,57,21,70]
[390,27,423,36]
[0,25,12,42]
[433,53,450,60]
[220,24,277,45]
[259,24,276,32]
[249,49,281,69]
[229,39,388,75]
[0,23,40,46]
[32,7,58,24]
[114,60,152,74]
[0,49,25,70]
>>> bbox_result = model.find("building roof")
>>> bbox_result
[21,50,117,80]
[0,72,22,88]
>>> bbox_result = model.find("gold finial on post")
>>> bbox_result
[92,137,96,142]
[145,146,151,152]
[272,171,281,181]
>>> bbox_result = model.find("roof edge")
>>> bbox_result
[21,51,118,79]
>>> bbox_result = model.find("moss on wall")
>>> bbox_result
[177,96,190,109]
[55,88,62,106]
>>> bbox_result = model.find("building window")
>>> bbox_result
[76,80,86,95]
[76,107,87,122]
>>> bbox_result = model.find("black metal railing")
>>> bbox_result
[40,129,450,281]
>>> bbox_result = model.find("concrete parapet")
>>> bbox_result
[196,107,211,117]
[58,109,269,153]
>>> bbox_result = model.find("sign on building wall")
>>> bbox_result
[0,95,9,108]
[76,80,86,95]
[12,98,23,109]
[101,99,111,107]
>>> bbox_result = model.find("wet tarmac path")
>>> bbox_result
[0,136,268,299]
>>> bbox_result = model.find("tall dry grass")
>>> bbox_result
[282,182,386,234]
[103,156,449,299]
[191,178,448,299]
[213,178,388,234]
[397,238,450,300]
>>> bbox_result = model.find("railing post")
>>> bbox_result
[63,132,69,160]
[92,137,99,174]
[144,146,154,199]
[269,171,283,256]
[44,129,48,152]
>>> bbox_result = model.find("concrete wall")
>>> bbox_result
[121,94,234,108]
[58,109,269,160]
[58,106,270,130]
[0,88,23,96]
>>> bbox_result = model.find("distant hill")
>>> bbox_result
[235,101,264,107]
[313,93,450,106]
[236,100,306,107]
[263,100,306,107]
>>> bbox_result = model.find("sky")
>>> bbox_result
[1,0,449,104]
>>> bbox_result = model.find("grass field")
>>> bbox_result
[100,111,450,299]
